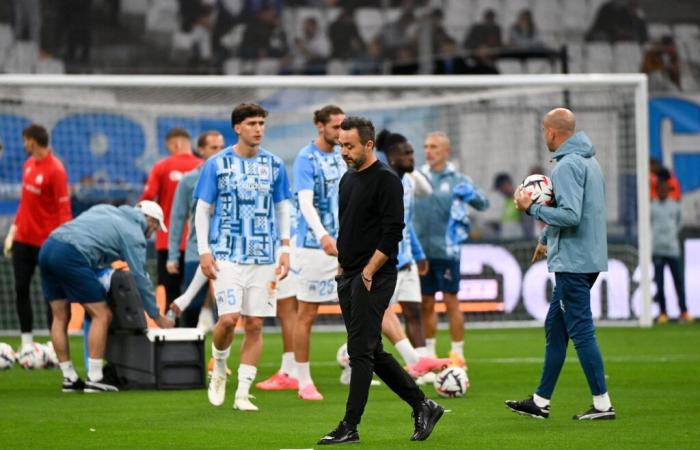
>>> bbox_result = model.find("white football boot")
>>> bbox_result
[208,374,227,406]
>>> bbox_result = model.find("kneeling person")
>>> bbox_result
[39,201,175,393]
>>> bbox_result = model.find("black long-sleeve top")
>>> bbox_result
[337,159,404,277]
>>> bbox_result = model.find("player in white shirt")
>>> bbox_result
[194,103,292,412]
[259,105,346,401]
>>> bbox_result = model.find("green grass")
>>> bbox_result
[1,326,700,449]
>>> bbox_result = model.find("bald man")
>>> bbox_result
[507,108,615,420]
[413,132,489,371]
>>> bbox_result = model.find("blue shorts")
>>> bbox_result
[420,258,460,295]
[39,237,106,303]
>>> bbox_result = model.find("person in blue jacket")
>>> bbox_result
[413,132,489,369]
[508,107,615,420]
[39,201,175,393]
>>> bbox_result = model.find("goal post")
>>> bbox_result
[0,73,652,330]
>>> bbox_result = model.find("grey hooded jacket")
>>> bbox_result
[530,131,608,274]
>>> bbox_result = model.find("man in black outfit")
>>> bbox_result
[317,117,444,445]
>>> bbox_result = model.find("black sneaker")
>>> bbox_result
[573,406,616,420]
[62,377,85,393]
[317,421,360,445]
[411,399,445,441]
[505,396,550,419]
[84,380,119,393]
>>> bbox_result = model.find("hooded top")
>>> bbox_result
[529,131,608,273]
[50,204,159,319]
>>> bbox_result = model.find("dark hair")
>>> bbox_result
[656,167,671,182]
[493,172,513,189]
[231,103,268,126]
[313,105,344,125]
[376,129,407,154]
[197,130,221,148]
[166,127,191,141]
[22,124,49,147]
[340,116,375,146]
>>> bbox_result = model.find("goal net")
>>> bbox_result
[0,74,652,332]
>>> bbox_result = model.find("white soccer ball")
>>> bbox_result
[521,174,554,206]
[41,342,59,368]
[336,343,350,368]
[0,342,16,369]
[433,367,469,398]
[17,343,46,370]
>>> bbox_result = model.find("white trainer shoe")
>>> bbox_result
[208,374,227,406]
[233,394,259,411]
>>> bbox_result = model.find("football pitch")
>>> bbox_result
[1,325,699,449]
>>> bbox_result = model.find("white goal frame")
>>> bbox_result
[0,73,652,327]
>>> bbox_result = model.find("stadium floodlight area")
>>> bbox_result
[0,74,651,330]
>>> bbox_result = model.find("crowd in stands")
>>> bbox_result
[0,0,698,91]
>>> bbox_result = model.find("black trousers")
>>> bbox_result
[337,272,425,427]
[12,242,51,333]
[653,255,687,314]
[157,250,184,310]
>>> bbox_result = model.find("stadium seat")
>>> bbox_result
[256,58,280,76]
[327,59,350,76]
[585,42,614,73]
[497,60,523,75]
[35,58,65,74]
[613,43,642,73]
[5,42,39,74]
[121,0,150,15]
[0,24,14,66]
[566,42,586,73]
[443,0,477,29]
[355,8,384,43]
[145,0,179,34]
[223,58,241,75]
[648,23,673,41]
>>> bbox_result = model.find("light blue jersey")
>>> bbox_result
[397,174,425,268]
[193,146,291,265]
[293,141,346,249]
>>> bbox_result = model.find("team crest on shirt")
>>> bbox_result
[258,163,270,180]
[169,170,184,182]
[35,174,44,185]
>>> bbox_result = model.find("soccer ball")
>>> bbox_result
[0,342,16,369]
[17,343,46,370]
[336,343,350,368]
[41,342,59,368]
[521,174,554,206]
[433,367,469,398]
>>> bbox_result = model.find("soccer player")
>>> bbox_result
[264,105,346,400]
[195,103,292,412]
[413,132,489,367]
[507,107,615,420]
[379,131,452,378]
[141,127,201,311]
[3,124,71,354]
[167,130,225,327]
[38,201,175,392]
[318,116,443,445]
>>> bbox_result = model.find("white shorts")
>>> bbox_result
[294,247,338,303]
[277,267,297,300]
[212,261,277,317]
[390,263,422,305]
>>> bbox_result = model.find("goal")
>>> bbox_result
[0,74,652,331]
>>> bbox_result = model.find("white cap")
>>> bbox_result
[136,200,167,232]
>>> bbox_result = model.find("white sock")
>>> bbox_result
[212,344,230,377]
[59,361,79,382]
[593,392,612,411]
[87,358,103,382]
[281,352,296,376]
[395,338,420,365]
[533,393,550,408]
[296,361,312,388]
[174,266,208,311]
[425,338,436,357]
[415,346,429,357]
[235,363,257,398]
[21,333,33,348]
[450,341,464,357]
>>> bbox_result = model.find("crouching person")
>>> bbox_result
[38,201,175,393]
